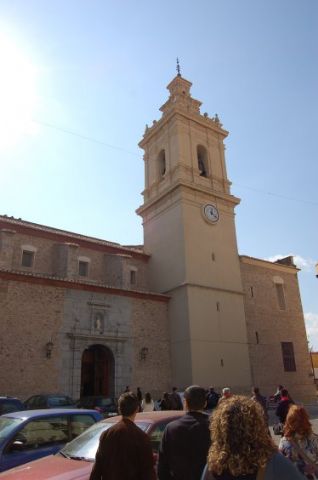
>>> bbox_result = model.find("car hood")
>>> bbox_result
[0,455,92,480]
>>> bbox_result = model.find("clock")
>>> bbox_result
[203,204,219,223]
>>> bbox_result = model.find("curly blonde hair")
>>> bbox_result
[207,395,276,476]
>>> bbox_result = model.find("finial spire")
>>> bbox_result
[176,57,181,77]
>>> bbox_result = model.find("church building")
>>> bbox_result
[0,72,315,402]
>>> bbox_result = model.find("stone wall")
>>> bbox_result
[131,298,171,400]
[0,278,63,400]
[0,273,171,402]
[0,228,148,290]
[240,256,316,403]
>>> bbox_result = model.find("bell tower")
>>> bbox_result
[137,72,252,390]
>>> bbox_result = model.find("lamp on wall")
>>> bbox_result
[139,347,149,361]
[45,340,54,359]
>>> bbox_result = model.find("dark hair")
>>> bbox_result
[252,387,260,395]
[145,392,152,403]
[184,385,206,410]
[281,388,288,397]
[172,387,178,392]
[118,392,139,416]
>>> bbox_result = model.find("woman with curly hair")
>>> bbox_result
[201,395,303,479]
[279,405,318,479]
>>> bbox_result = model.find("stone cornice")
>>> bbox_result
[163,282,244,296]
[139,109,228,148]
[136,180,240,216]
[240,255,300,273]
[0,269,170,302]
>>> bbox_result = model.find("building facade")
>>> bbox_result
[0,73,315,402]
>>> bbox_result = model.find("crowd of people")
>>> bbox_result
[90,384,318,480]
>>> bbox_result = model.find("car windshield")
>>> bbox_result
[48,396,73,407]
[59,421,148,461]
[0,417,23,440]
[99,398,113,407]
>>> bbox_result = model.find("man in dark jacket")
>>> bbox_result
[90,392,156,480]
[158,385,210,480]
[275,388,293,424]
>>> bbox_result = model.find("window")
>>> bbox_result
[281,342,296,372]
[276,284,286,310]
[197,145,209,177]
[158,150,166,178]
[21,250,34,268]
[10,416,68,450]
[79,261,88,277]
[255,331,259,344]
[250,286,254,298]
[70,414,96,439]
[216,301,220,312]
[130,270,136,285]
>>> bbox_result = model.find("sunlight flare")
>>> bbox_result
[0,33,37,149]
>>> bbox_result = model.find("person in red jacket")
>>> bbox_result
[90,392,156,480]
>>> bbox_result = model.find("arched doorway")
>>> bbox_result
[80,345,114,397]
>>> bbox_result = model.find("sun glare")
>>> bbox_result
[0,33,37,149]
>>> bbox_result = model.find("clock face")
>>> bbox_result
[203,204,219,223]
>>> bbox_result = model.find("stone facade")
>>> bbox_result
[0,73,315,403]
[0,219,170,401]
[241,256,315,402]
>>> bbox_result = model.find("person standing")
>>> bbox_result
[141,392,155,412]
[218,387,232,403]
[201,395,303,480]
[158,385,210,480]
[169,387,183,410]
[206,387,220,411]
[89,392,156,480]
[251,387,268,423]
[279,405,318,479]
[276,388,293,424]
[136,386,143,412]
[160,392,172,411]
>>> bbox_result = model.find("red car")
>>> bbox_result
[0,411,184,479]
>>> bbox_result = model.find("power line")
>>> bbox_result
[33,118,317,207]
[34,119,140,157]
[233,183,318,206]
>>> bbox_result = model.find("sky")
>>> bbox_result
[0,0,317,348]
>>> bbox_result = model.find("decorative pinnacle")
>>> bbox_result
[176,57,181,77]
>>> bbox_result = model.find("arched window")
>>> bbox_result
[197,145,209,177]
[158,150,166,178]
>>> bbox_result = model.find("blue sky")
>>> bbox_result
[0,0,317,347]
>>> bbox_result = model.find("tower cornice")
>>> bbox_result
[139,108,228,149]
[136,180,240,217]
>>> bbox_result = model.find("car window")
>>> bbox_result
[0,418,23,440]
[0,400,22,414]
[148,421,172,452]
[47,396,73,407]
[100,398,113,407]
[24,396,36,408]
[70,414,96,439]
[9,416,69,451]
[60,422,114,460]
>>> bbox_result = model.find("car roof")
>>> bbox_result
[3,408,100,419]
[102,410,184,425]
[0,397,21,401]
[25,394,73,399]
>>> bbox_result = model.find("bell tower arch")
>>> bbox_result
[137,73,252,390]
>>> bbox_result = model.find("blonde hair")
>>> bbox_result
[207,395,276,476]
